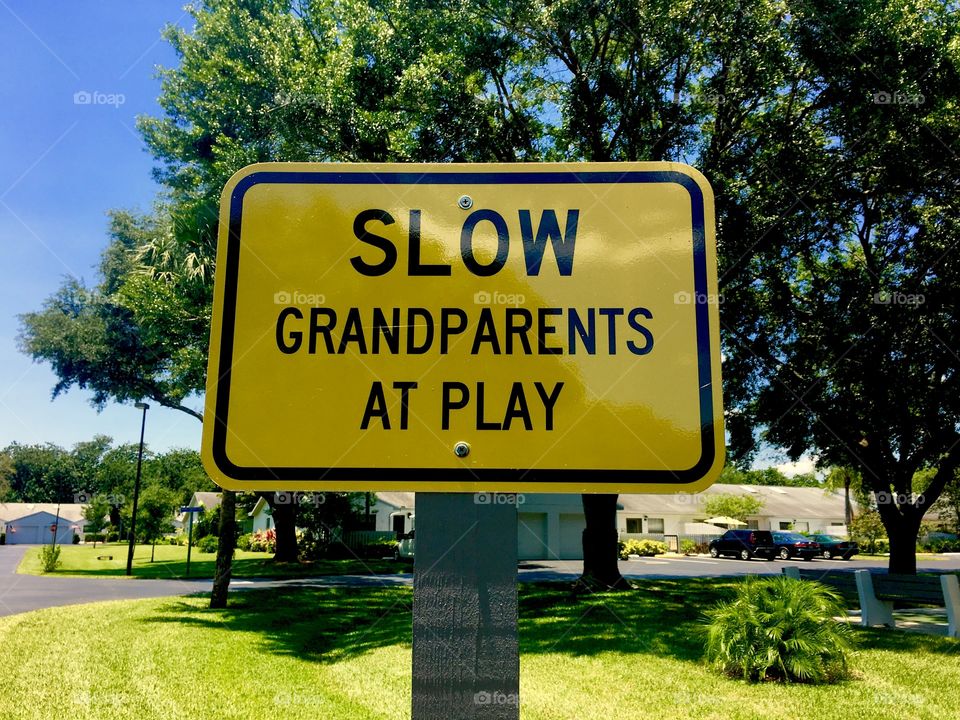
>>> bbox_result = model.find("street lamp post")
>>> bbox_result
[125,402,149,576]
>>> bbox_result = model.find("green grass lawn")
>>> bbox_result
[1,578,959,719]
[17,542,409,580]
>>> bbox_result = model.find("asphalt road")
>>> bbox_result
[518,553,960,582]
[0,545,212,618]
[2,544,958,617]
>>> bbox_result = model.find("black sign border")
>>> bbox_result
[211,169,717,485]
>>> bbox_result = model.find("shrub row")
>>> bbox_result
[618,538,668,559]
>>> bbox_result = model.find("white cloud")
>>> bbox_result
[775,455,818,477]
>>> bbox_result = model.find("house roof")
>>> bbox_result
[191,492,222,511]
[0,503,87,523]
[618,483,850,519]
[375,492,415,510]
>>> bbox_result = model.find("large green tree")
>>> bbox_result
[720,0,960,573]
[19,0,960,584]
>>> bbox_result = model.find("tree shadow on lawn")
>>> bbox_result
[139,578,743,666]
[140,577,958,666]
[142,585,414,663]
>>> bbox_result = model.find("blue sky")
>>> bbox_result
[0,1,201,453]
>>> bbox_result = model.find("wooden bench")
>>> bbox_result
[783,566,960,638]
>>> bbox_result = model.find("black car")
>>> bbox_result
[771,531,821,560]
[809,534,859,560]
[708,529,776,560]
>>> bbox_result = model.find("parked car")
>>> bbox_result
[708,529,776,560]
[809,534,859,560]
[771,531,820,560]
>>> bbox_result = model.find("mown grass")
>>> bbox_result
[16,542,409,580]
[1,579,958,719]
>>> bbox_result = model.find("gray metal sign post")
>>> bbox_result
[413,492,519,720]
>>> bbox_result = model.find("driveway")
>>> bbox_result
[0,545,212,618]
[517,553,960,582]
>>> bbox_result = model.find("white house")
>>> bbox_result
[371,484,852,560]
[248,496,274,533]
[0,503,87,544]
[371,492,415,535]
[176,491,222,532]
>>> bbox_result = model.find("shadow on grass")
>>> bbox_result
[138,576,959,667]
[143,585,414,663]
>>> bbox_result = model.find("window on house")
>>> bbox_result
[794,521,809,533]
[746,520,759,529]
[626,518,643,534]
[779,521,792,530]
[647,518,664,533]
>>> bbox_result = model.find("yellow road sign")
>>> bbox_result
[201,162,723,493]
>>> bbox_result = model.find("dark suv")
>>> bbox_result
[708,529,776,560]
[771,531,820,560]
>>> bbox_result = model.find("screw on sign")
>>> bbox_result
[201,162,722,719]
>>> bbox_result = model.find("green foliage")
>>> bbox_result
[703,494,764,521]
[39,544,61,573]
[618,539,668,559]
[135,484,179,545]
[82,494,111,536]
[849,511,887,554]
[703,576,855,683]
[236,533,252,551]
[84,533,106,544]
[196,535,218,554]
[718,464,821,488]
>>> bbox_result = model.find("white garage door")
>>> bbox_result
[559,513,586,560]
[517,513,548,560]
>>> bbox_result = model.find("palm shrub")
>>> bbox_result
[703,576,854,683]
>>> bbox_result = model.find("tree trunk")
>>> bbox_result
[210,490,236,609]
[844,476,853,527]
[577,494,630,591]
[270,499,299,563]
[887,518,920,575]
